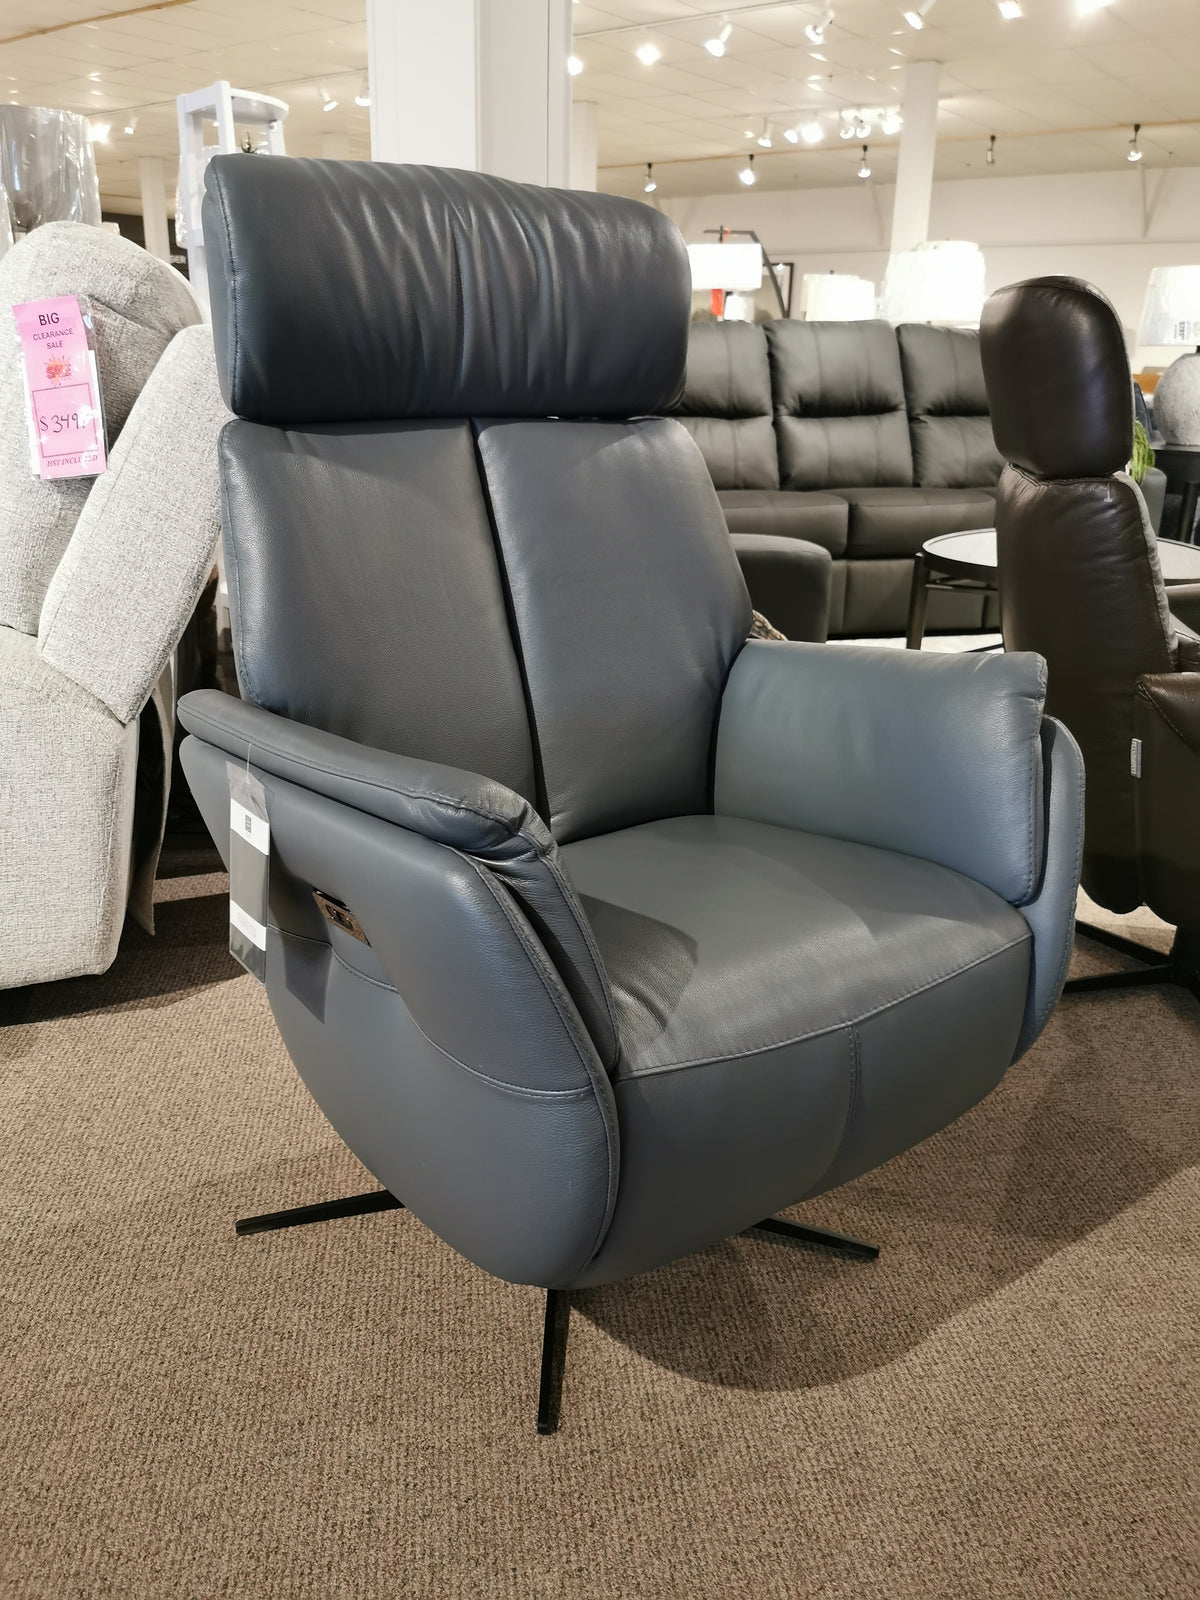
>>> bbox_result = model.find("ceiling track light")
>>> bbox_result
[783,126,799,144]
[1128,122,1143,162]
[881,110,903,135]
[643,162,657,193]
[704,19,733,56]
[567,54,583,76]
[987,133,996,165]
[88,120,110,143]
[800,119,825,145]
[738,153,757,186]
[839,113,856,140]
[635,41,661,65]
[123,115,137,135]
[858,144,871,179]
[854,115,871,138]
[757,117,773,148]
[997,0,1022,17]
[903,0,936,30]
[805,6,834,45]
[354,74,371,106]
[320,85,338,112]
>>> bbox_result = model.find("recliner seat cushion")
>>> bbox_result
[766,320,913,491]
[674,322,778,491]
[716,488,848,555]
[562,814,1030,1285]
[835,486,996,557]
[898,324,1003,489]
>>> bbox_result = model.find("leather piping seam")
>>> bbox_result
[275,925,593,1102]
[182,703,549,854]
[1136,680,1200,756]
[613,933,1030,1082]
[542,853,620,1064]
[465,859,621,1256]
[1026,726,1086,1046]
[801,1020,861,1199]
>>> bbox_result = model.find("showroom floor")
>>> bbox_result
[1,838,1197,1600]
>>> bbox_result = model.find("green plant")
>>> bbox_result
[1130,420,1155,484]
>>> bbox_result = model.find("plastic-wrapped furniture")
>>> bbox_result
[0,223,229,988]
[981,275,1200,999]
[179,156,1084,1432]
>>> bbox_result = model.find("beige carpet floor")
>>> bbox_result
[1,843,1198,1600]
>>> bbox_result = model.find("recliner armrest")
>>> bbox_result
[714,640,1049,906]
[178,689,552,864]
[1133,671,1200,928]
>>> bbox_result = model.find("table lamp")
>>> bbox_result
[799,273,877,320]
[687,241,764,318]
[880,240,986,327]
[1139,265,1200,445]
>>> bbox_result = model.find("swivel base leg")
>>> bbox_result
[234,1188,404,1236]
[536,1289,571,1436]
[1064,924,1200,1000]
[748,1215,880,1259]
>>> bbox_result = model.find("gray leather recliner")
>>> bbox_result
[179,156,1085,1433]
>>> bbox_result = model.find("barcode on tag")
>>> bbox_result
[230,796,269,853]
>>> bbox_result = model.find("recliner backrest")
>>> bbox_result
[672,321,778,490]
[203,157,751,843]
[980,275,1175,911]
[765,319,912,490]
[898,323,1002,489]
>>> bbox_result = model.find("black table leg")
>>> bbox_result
[906,551,930,650]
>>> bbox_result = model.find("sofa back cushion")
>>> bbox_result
[766,320,912,490]
[898,324,1003,489]
[673,321,778,490]
[0,222,200,635]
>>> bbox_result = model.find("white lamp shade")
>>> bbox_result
[687,241,764,293]
[880,240,987,327]
[1138,266,1200,346]
[800,273,877,321]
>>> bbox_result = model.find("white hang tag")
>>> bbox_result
[227,761,270,983]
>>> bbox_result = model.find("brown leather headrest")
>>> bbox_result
[980,276,1132,479]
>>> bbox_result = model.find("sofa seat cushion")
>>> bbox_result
[562,814,1030,1285]
[833,486,996,557]
[716,488,848,555]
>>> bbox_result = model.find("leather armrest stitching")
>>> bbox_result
[276,924,593,1101]
[1137,680,1200,756]
[617,934,1030,1080]
[467,860,620,1269]
[183,703,544,852]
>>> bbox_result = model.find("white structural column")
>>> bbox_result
[889,60,940,254]
[570,102,597,191]
[366,0,572,186]
[137,155,170,262]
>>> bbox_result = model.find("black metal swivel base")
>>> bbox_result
[1064,923,1200,1000]
[535,1215,878,1436]
[233,1192,877,1436]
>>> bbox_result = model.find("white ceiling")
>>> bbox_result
[2,0,1198,209]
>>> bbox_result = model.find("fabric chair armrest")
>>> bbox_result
[729,533,832,644]
[178,689,618,1066]
[714,640,1050,907]
[1134,671,1200,928]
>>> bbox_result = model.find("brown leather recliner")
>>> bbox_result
[980,275,1200,1000]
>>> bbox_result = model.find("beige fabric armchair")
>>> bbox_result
[0,223,229,988]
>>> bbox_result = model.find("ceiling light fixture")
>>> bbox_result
[88,120,110,143]
[757,118,773,148]
[987,132,997,164]
[123,115,137,135]
[739,153,757,186]
[567,54,583,76]
[903,0,936,30]
[354,75,371,106]
[800,119,825,144]
[644,162,657,193]
[997,0,1022,17]
[1128,123,1143,162]
[704,19,733,56]
[805,7,834,45]
[635,41,661,65]
[881,109,903,135]
[858,144,871,179]
[320,85,338,112]
[854,114,871,138]
[839,112,856,140]
[783,125,800,144]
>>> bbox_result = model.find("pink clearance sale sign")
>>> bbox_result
[12,294,107,480]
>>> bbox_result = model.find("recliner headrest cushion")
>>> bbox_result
[980,275,1132,478]
[202,156,690,424]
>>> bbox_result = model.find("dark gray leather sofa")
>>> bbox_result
[675,319,1003,637]
[179,155,1084,1432]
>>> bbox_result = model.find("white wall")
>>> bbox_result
[661,165,1200,365]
